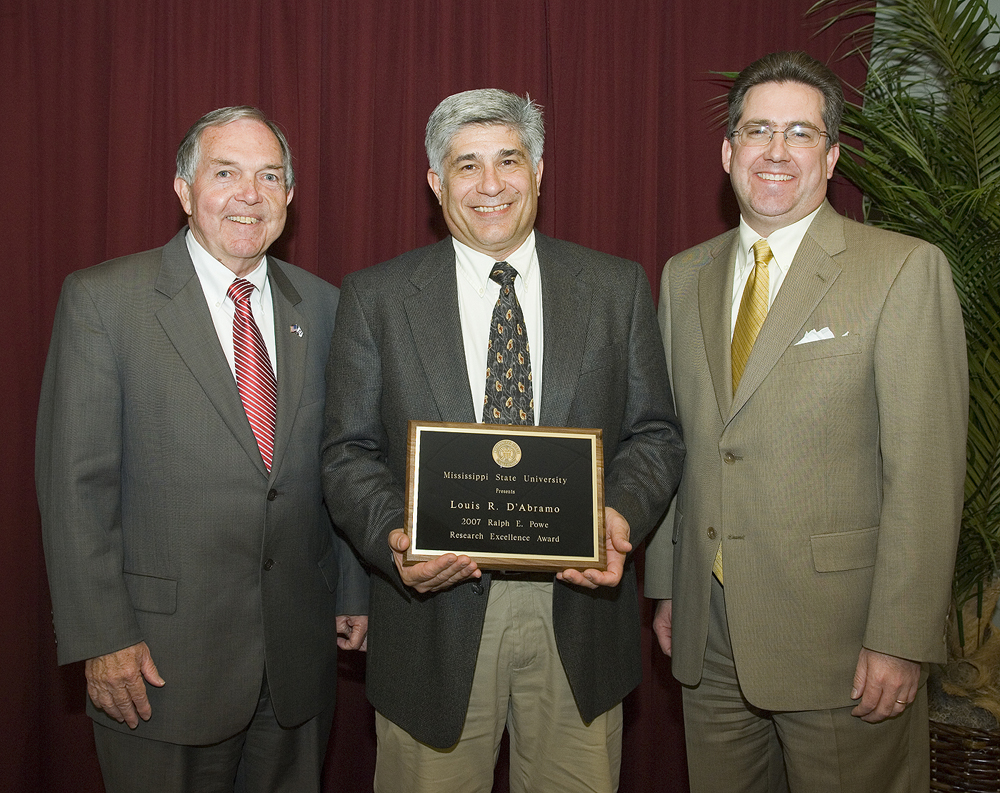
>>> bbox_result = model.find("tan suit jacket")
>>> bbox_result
[645,202,967,711]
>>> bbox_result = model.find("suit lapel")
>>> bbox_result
[699,232,739,423]
[730,204,845,417]
[536,234,588,427]
[403,239,477,423]
[267,260,305,482]
[154,230,268,477]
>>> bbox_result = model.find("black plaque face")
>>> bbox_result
[404,421,605,571]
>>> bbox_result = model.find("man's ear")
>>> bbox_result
[174,178,193,215]
[826,143,840,179]
[721,138,733,176]
[427,169,443,204]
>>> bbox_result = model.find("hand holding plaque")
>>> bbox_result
[389,528,481,593]
[404,421,606,572]
[555,506,630,588]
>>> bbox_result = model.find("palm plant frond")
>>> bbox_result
[812,0,1000,654]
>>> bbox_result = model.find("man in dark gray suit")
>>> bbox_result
[36,106,368,793]
[322,89,684,792]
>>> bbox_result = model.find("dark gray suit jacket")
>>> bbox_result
[37,229,368,745]
[322,232,684,748]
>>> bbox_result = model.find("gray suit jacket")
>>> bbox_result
[36,229,368,744]
[322,232,684,748]
[645,202,967,710]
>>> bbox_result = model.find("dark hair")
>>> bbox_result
[175,106,294,189]
[727,51,844,147]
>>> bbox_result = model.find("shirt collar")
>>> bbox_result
[736,204,823,278]
[185,229,269,304]
[453,231,537,293]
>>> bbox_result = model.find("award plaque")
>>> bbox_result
[403,420,605,572]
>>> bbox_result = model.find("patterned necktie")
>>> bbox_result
[731,238,772,395]
[482,262,534,425]
[227,279,277,470]
[714,238,772,584]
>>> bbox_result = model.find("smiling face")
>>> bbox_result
[722,81,839,238]
[427,124,542,260]
[173,118,293,276]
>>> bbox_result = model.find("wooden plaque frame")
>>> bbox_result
[403,420,606,572]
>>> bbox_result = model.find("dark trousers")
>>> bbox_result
[93,676,336,793]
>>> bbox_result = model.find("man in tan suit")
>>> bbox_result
[645,51,968,792]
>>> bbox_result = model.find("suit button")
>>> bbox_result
[471,582,484,596]
[707,527,716,540]
[263,558,275,570]
[723,452,737,464]
[267,489,278,501]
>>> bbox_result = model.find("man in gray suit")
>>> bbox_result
[322,89,684,792]
[36,106,368,793]
[645,52,968,792]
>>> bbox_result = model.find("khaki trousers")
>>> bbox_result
[374,579,623,793]
[682,576,930,793]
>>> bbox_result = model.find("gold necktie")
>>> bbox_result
[731,238,772,395]
[714,238,772,584]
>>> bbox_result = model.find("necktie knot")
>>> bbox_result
[228,278,256,304]
[490,261,518,292]
[752,238,773,268]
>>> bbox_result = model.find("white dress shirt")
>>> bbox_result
[186,230,278,378]
[453,232,544,424]
[731,205,823,338]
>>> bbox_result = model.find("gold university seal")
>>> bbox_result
[492,439,522,468]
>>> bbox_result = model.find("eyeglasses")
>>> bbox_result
[730,123,829,148]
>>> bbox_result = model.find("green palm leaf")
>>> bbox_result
[813,0,1000,649]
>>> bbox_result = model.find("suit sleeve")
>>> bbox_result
[332,530,369,615]
[644,257,679,599]
[322,276,405,585]
[35,273,142,665]
[601,260,685,548]
[865,242,967,662]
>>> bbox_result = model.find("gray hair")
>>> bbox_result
[175,106,295,190]
[727,51,844,148]
[425,89,544,177]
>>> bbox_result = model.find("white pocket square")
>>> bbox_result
[795,327,838,345]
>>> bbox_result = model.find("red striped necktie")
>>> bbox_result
[227,278,277,470]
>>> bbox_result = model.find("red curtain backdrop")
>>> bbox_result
[1,1,869,790]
